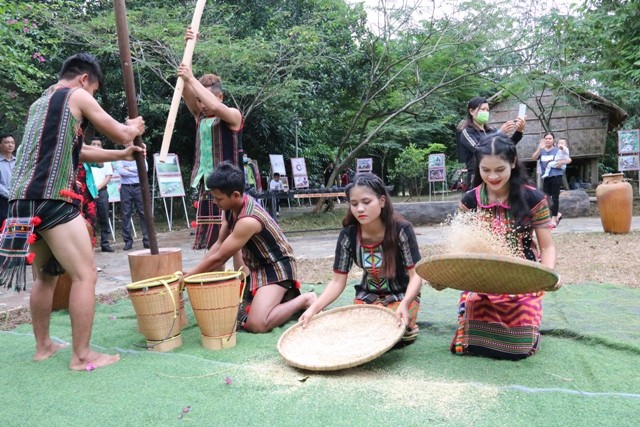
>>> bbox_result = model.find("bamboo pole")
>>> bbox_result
[113,0,159,254]
[158,0,207,162]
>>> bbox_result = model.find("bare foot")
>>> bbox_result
[301,292,318,309]
[69,351,120,371]
[34,341,69,361]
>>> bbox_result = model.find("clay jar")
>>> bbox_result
[595,173,633,234]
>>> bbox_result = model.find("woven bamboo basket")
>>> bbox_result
[126,273,183,352]
[184,271,245,350]
[415,254,561,294]
[277,305,404,371]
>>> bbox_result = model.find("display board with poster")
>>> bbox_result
[153,153,186,197]
[427,153,446,201]
[428,168,446,182]
[269,154,287,175]
[107,173,121,203]
[618,130,640,155]
[619,155,640,171]
[291,157,309,189]
[293,176,309,188]
[428,153,446,182]
[356,158,373,173]
[617,130,640,179]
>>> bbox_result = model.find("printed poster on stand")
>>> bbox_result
[428,153,446,182]
[428,168,446,182]
[107,173,121,203]
[356,158,373,172]
[618,154,640,171]
[428,153,445,168]
[269,154,286,175]
[618,129,639,154]
[153,153,186,197]
[291,157,309,188]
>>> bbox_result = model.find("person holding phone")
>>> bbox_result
[456,97,526,190]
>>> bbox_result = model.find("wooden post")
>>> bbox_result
[158,0,207,162]
[113,0,159,254]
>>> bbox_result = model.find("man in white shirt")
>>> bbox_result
[269,172,284,192]
[269,173,284,217]
[90,138,114,252]
[113,142,149,250]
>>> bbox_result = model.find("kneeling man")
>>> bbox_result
[184,162,316,333]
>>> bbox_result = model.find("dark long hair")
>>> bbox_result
[343,173,403,278]
[472,133,533,226]
[458,96,487,130]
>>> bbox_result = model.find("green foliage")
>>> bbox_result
[6,0,632,187]
[0,1,67,132]
[424,143,447,155]
[389,143,428,198]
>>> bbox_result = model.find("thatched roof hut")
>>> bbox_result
[487,90,628,185]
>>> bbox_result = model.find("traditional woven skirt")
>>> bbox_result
[192,190,222,250]
[0,200,80,291]
[451,291,543,360]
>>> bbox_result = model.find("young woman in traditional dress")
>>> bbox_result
[452,133,556,360]
[299,173,423,344]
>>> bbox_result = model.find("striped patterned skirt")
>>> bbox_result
[451,291,543,360]
[192,190,222,250]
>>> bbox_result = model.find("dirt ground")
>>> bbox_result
[297,231,640,289]
[297,196,640,288]
[2,198,638,331]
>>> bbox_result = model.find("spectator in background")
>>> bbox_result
[541,137,572,180]
[456,96,526,190]
[347,167,355,183]
[90,138,114,252]
[531,132,569,227]
[0,134,16,227]
[269,172,284,217]
[269,172,284,192]
[340,169,350,187]
[323,162,334,187]
[113,143,149,250]
[243,154,261,196]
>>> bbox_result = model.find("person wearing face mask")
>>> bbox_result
[457,97,526,190]
[243,154,262,197]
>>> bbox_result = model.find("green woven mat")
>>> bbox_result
[1,283,638,426]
